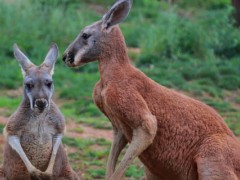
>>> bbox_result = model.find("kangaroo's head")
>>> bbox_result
[14,43,58,112]
[62,0,132,67]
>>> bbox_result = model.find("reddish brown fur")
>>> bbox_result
[93,27,240,179]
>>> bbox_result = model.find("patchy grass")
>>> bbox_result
[63,136,144,179]
[0,124,4,134]
[74,117,111,130]
[0,96,21,110]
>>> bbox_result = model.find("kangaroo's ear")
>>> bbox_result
[102,0,132,31]
[13,44,35,76]
[42,43,58,75]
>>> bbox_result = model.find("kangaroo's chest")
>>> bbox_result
[21,115,56,142]
[20,115,56,171]
[93,82,133,140]
[93,81,106,111]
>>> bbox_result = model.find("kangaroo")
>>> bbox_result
[62,0,240,179]
[1,44,79,180]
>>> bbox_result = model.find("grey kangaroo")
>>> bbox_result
[1,44,79,180]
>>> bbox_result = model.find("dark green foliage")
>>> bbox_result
[218,75,240,90]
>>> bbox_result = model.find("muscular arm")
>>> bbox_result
[105,90,158,180]
[45,134,62,175]
[44,104,65,174]
[8,135,38,173]
[106,126,127,179]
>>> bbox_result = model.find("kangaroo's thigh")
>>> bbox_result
[3,150,30,180]
[58,167,80,180]
[196,157,238,180]
[53,146,80,180]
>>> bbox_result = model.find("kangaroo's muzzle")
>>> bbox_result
[34,98,48,110]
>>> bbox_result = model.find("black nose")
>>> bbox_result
[62,51,75,64]
[35,99,48,109]
[62,53,67,62]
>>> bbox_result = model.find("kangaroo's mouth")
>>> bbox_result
[63,57,86,68]
[34,98,49,111]
[62,51,75,66]
[62,50,88,68]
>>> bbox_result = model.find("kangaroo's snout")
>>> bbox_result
[34,98,48,110]
[62,51,75,65]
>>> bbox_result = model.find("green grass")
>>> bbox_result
[0,96,21,116]
[0,124,4,134]
[63,136,144,179]
[0,96,21,110]
[74,117,111,129]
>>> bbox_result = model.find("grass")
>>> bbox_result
[0,124,4,134]
[74,117,112,129]
[62,136,144,179]
[0,0,239,179]
[0,96,21,110]
[62,137,110,179]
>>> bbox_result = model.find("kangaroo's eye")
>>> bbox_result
[46,81,52,88]
[82,33,91,40]
[26,83,34,89]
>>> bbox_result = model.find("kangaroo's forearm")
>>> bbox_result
[45,134,62,174]
[8,135,35,173]
[106,128,127,179]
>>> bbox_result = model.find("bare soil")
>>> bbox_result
[66,121,112,141]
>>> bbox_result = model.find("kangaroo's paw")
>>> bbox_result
[30,169,52,180]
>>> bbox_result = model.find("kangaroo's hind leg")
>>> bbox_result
[196,156,238,180]
[53,146,80,180]
[195,135,239,180]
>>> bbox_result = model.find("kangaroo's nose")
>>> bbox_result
[62,53,67,62]
[35,99,48,110]
[62,51,75,64]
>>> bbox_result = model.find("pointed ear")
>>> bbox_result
[102,0,132,31]
[13,44,35,76]
[41,43,58,75]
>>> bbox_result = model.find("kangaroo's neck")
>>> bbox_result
[98,27,131,83]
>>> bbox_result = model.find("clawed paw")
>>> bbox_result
[39,172,52,180]
[30,169,52,180]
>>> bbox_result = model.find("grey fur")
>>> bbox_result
[42,43,59,75]
[1,44,79,180]
[13,44,35,75]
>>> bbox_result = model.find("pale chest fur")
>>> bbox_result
[20,113,57,171]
